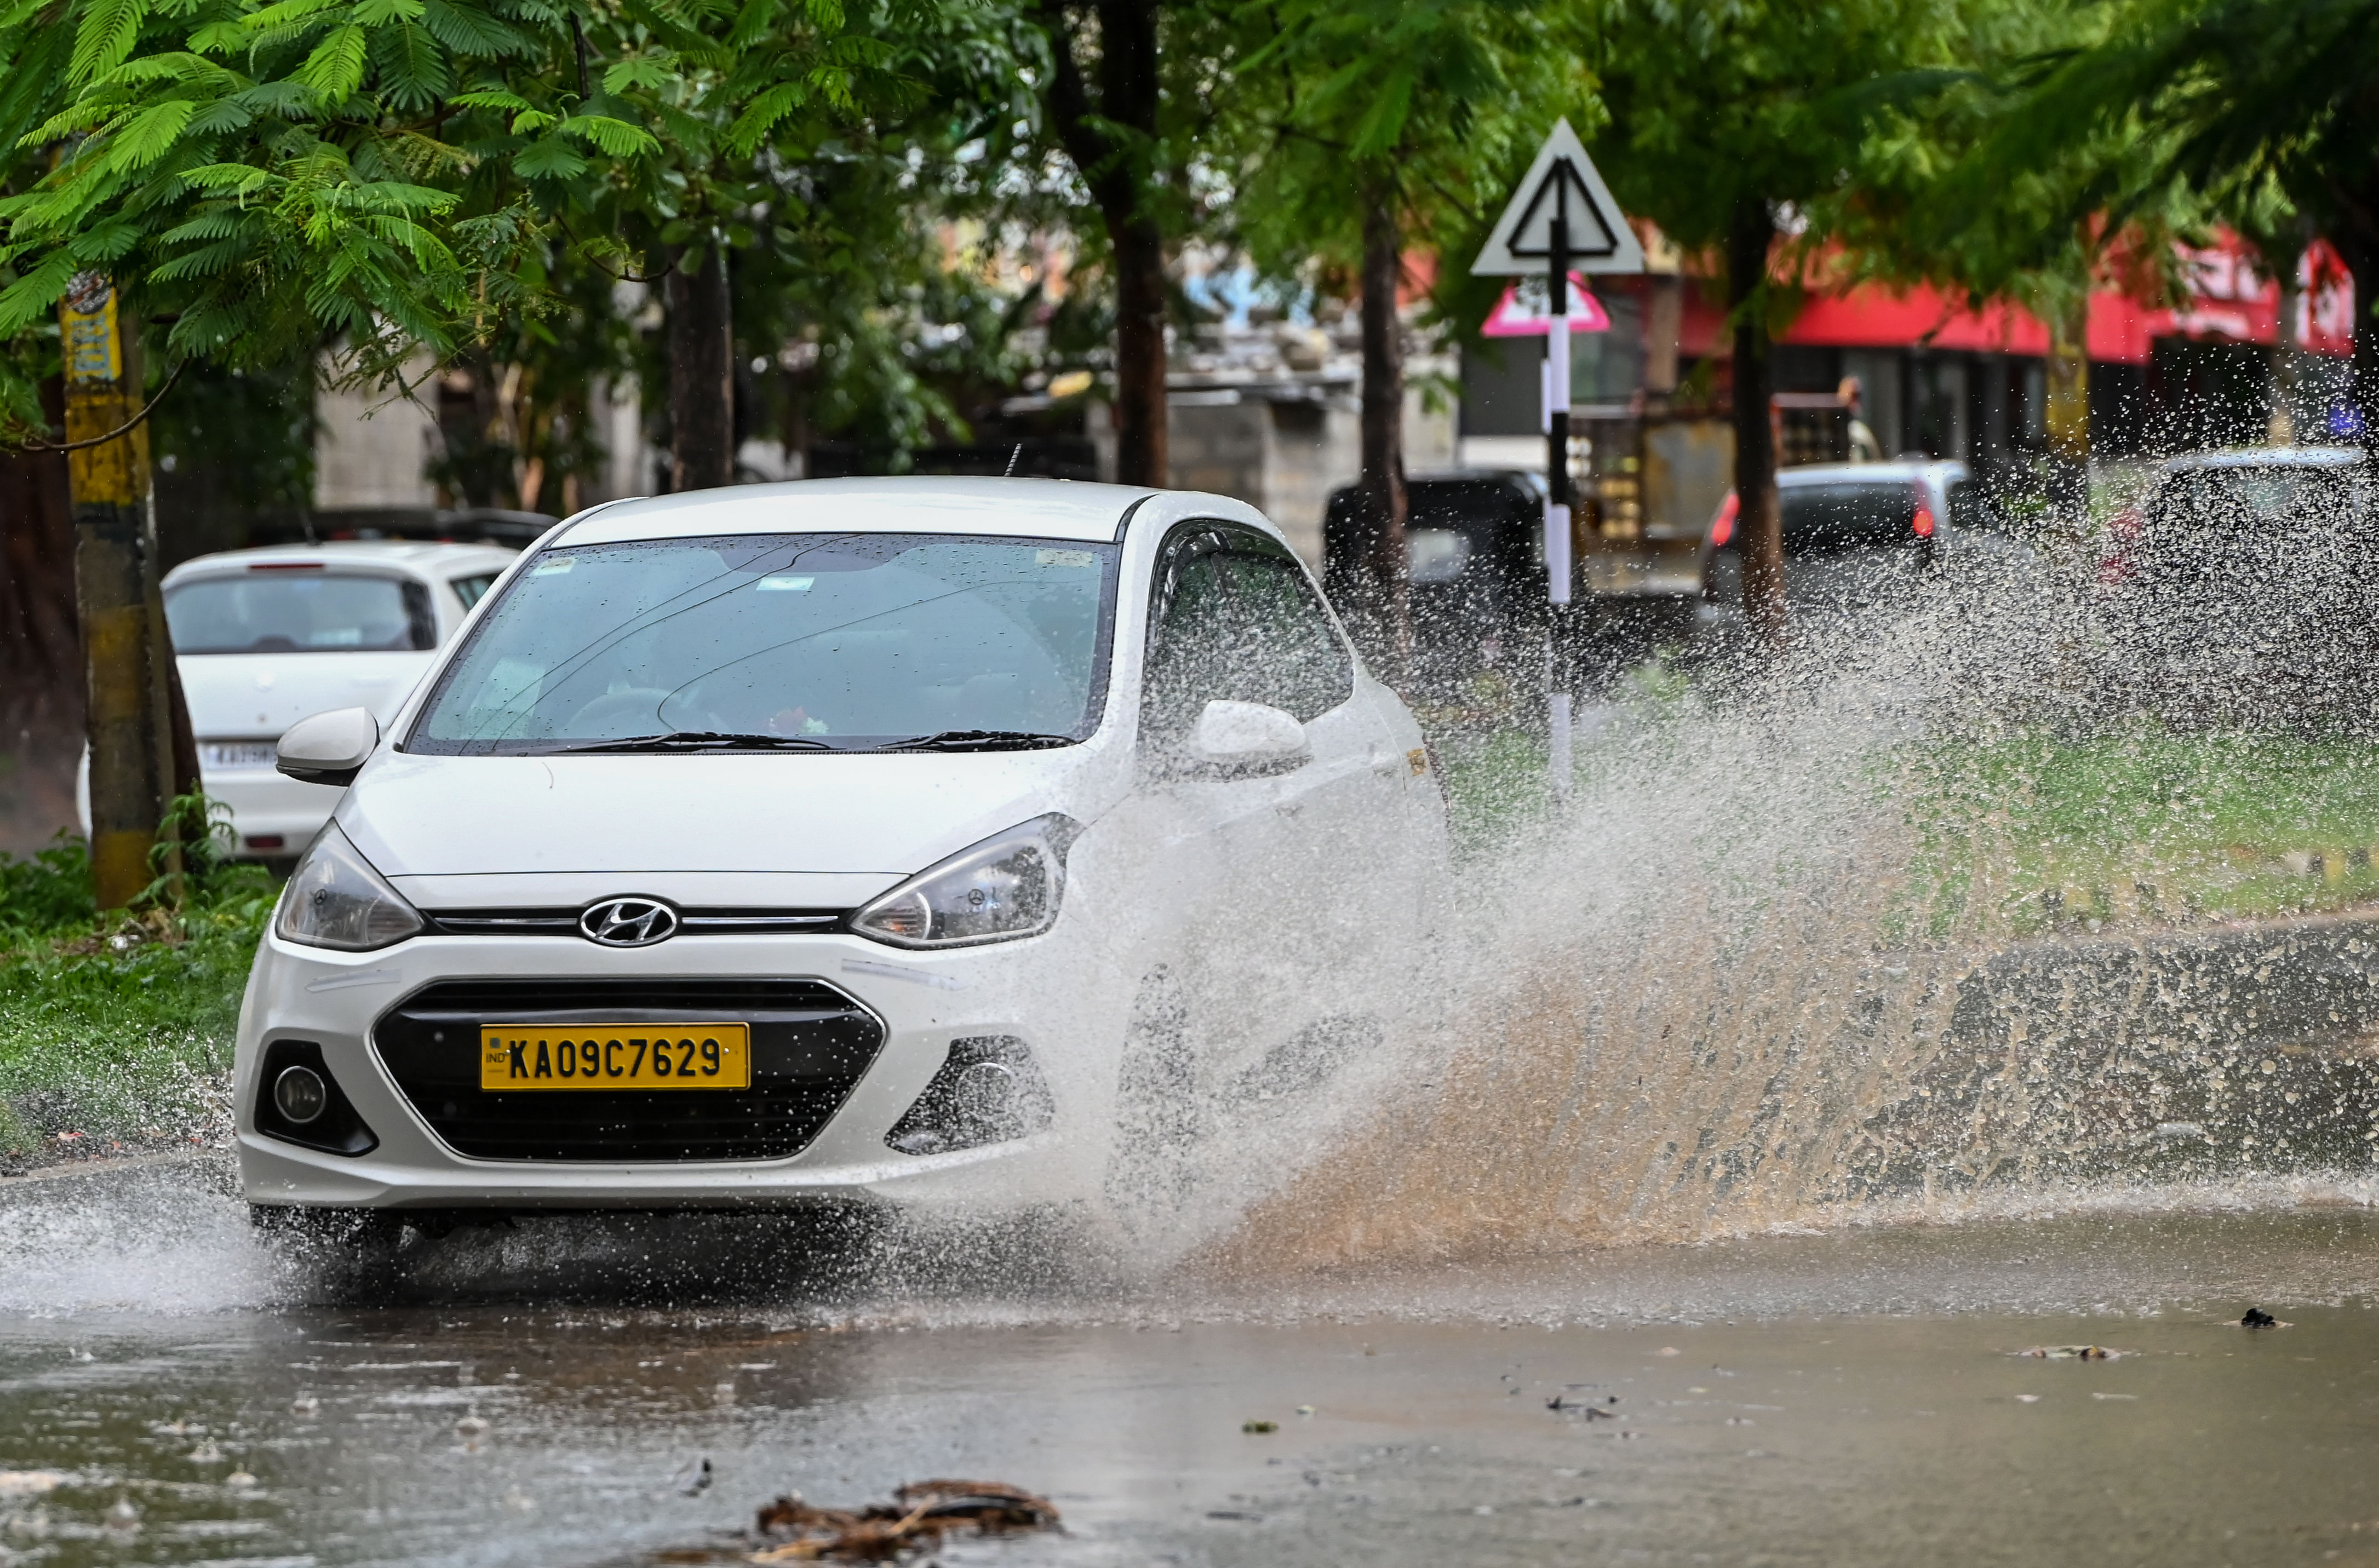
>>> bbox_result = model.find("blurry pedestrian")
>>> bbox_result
[1840,376,1882,463]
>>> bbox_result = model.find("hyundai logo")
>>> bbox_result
[580,898,679,947]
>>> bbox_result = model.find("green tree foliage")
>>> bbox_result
[1233,0,1592,658]
[1978,0,2379,439]
[0,0,995,451]
[1585,0,1974,647]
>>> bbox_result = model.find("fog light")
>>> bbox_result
[273,1065,328,1125]
[885,1038,1053,1155]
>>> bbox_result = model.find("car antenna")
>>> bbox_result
[1004,444,1023,478]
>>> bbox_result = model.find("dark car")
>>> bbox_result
[1323,470,1549,697]
[1699,460,2022,618]
[2097,445,2376,729]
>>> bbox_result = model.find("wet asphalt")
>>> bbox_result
[9,1157,2379,1567]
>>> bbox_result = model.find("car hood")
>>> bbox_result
[179,651,435,739]
[341,748,1106,880]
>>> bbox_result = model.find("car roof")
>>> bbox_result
[553,477,1165,548]
[2158,445,2365,473]
[163,540,519,584]
[1779,460,1966,486]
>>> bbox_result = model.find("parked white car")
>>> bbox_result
[146,541,519,856]
[238,479,1448,1236]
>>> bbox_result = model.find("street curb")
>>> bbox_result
[0,1147,217,1185]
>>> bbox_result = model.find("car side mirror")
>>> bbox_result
[277,707,380,787]
[1186,699,1310,777]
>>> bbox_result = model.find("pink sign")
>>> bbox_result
[1481,273,1611,337]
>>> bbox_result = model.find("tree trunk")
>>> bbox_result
[1044,0,1167,486]
[62,279,175,906]
[2044,286,2091,541]
[0,376,83,857]
[2339,231,2379,455]
[2268,225,2305,445]
[1348,175,1409,683]
[1111,209,1170,487]
[1727,198,1784,652]
[667,243,736,492]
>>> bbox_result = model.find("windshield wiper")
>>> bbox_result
[878,730,1078,753]
[550,731,836,754]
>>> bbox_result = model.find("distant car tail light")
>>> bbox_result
[2099,508,2142,584]
[1709,490,1739,548]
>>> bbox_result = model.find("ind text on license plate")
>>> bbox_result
[480,1025,751,1090]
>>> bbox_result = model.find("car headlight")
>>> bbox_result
[851,814,1079,949]
[274,824,424,951]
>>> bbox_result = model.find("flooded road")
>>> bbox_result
[8,1158,2379,1568]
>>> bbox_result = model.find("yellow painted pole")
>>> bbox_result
[62,272,171,909]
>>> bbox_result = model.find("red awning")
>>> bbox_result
[1778,234,2353,364]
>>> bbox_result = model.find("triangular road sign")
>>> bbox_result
[1472,119,1645,277]
[1481,274,1611,337]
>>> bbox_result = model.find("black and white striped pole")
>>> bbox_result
[1544,217,1574,799]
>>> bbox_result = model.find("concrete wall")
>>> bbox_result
[313,367,439,511]
[1165,390,1361,568]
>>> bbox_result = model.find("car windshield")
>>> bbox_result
[1780,482,1923,554]
[408,531,1121,755]
[2155,467,2352,530]
[165,572,434,654]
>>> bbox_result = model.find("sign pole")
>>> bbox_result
[1545,220,1572,801]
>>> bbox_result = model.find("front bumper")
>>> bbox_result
[234,925,1116,1213]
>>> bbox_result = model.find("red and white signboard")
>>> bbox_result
[1482,273,1611,337]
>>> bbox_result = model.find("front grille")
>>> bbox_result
[422,908,846,938]
[373,979,883,1162]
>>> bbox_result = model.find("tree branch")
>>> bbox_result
[9,361,185,453]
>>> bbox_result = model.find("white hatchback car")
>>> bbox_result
[238,479,1446,1233]
[155,541,519,857]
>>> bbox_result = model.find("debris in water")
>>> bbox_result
[290,1394,319,1419]
[1548,1394,1619,1418]
[224,1472,259,1491]
[188,1440,223,1464]
[674,1456,715,1497]
[2014,1346,2125,1360]
[454,1411,490,1450]
[1653,1347,1681,1357]
[749,1480,1058,1561]
[2015,1395,2041,1404]
[2242,1308,2283,1328]
[101,1495,140,1536]
[1295,1405,1314,1417]
[1242,1420,1278,1434]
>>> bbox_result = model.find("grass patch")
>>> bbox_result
[0,809,274,1158]
[1905,726,2379,938]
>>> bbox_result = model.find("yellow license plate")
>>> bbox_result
[479,1025,751,1091]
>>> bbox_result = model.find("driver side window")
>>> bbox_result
[1141,522,1354,745]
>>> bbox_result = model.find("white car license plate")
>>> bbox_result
[202,742,278,771]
